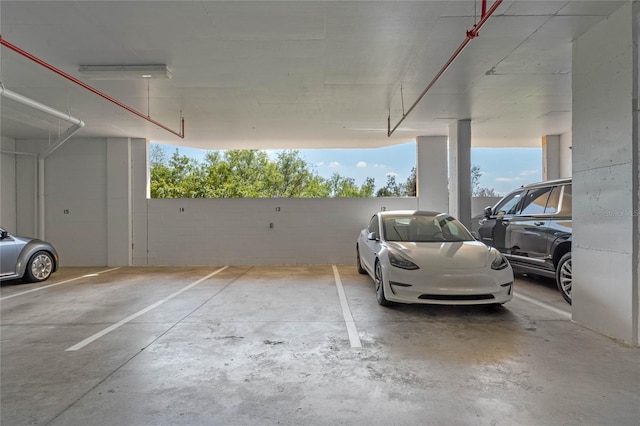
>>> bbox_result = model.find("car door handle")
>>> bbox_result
[534,221,545,226]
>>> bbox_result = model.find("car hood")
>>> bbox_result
[386,241,489,269]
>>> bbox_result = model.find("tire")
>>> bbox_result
[374,261,392,306]
[356,245,367,275]
[24,251,54,283]
[556,252,572,305]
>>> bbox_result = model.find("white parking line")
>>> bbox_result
[332,265,362,348]
[0,267,121,301]
[514,292,572,319]
[66,266,229,352]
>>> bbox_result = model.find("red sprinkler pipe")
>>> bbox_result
[0,35,184,139]
[388,0,502,137]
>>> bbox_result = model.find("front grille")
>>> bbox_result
[418,294,495,301]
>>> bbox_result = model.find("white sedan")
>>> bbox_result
[356,210,513,306]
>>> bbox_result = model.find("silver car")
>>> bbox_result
[0,227,59,282]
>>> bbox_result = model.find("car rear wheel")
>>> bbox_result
[25,251,54,283]
[374,261,391,306]
[356,245,367,275]
[556,252,572,304]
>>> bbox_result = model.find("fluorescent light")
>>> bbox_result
[77,64,172,80]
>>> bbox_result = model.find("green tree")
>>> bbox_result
[272,150,328,197]
[376,174,405,197]
[405,167,416,196]
[149,147,378,199]
[471,164,498,197]
[150,148,205,198]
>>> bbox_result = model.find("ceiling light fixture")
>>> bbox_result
[77,64,172,80]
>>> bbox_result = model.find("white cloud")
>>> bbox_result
[315,161,324,167]
[329,161,341,168]
[356,161,367,168]
[385,172,398,178]
[373,164,387,168]
[495,177,516,182]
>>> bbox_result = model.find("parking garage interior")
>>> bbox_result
[1,1,639,425]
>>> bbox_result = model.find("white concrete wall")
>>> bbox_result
[45,138,109,266]
[572,2,637,344]
[139,197,418,266]
[107,138,133,266]
[560,131,572,178]
[1,137,17,233]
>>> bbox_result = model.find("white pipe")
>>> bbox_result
[0,86,83,127]
[0,86,85,239]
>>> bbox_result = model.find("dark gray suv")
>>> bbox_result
[473,178,572,304]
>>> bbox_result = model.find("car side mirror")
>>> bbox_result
[0,230,8,239]
[471,231,480,240]
[483,206,493,218]
[367,232,378,241]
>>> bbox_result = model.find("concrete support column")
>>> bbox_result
[559,132,573,178]
[448,120,472,228]
[131,139,149,266]
[572,1,638,344]
[416,136,448,212]
[107,138,132,266]
[542,135,561,180]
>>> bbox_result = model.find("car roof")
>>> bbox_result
[520,177,572,190]
[378,210,449,217]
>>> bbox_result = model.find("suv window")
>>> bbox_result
[367,215,380,235]
[520,187,553,215]
[559,184,572,215]
[495,190,524,215]
[545,186,561,214]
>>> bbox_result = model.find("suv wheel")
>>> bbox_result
[556,252,572,305]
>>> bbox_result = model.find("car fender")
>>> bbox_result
[551,234,572,266]
[15,240,58,278]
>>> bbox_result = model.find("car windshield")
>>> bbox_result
[382,214,474,242]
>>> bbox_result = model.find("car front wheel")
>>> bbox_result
[556,252,572,304]
[25,251,54,283]
[374,261,391,306]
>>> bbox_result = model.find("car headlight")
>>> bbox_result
[388,250,419,270]
[489,247,509,270]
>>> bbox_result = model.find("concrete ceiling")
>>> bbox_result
[0,1,625,150]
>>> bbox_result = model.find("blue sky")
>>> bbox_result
[152,141,542,196]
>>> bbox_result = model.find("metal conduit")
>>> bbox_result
[388,0,503,137]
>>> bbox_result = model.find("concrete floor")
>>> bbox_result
[1,265,638,426]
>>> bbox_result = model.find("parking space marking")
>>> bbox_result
[0,267,121,301]
[332,265,362,348]
[514,292,572,319]
[66,266,229,352]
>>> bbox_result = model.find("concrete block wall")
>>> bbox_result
[140,197,418,266]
